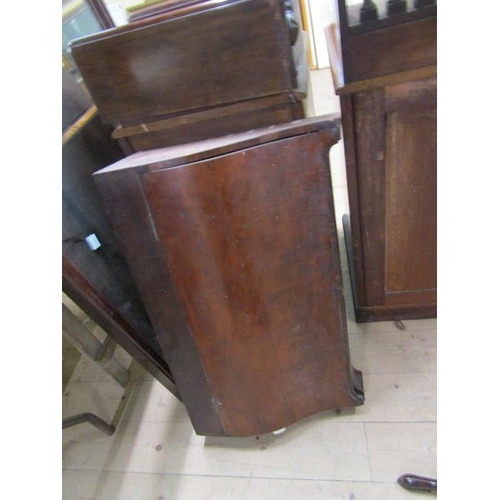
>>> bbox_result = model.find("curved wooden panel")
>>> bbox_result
[94,117,364,436]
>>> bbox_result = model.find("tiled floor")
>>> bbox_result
[62,69,437,499]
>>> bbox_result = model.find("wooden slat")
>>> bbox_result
[352,88,387,306]
[62,303,130,388]
[70,0,297,124]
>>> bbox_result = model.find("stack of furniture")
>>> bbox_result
[69,0,309,153]
[66,0,366,436]
[326,0,437,322]
[62,62,179,396]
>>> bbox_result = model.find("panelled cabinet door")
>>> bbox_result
[342,77,437,321]
[94,117,364,437]
[326,4,437,322]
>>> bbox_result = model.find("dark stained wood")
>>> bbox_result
[336,66,436,95]
[349,3,436,35]
[384,88,437,298]
[352,88,387,306]
[69,0,305,125]
[346,16,436,82]
[94,116,364,437]
[62,112,159,350]
[111,95,300,139]
[97,115,342,172]
[326,5,436,322]
[333,1,436,84]
[63,256,179,398]
[62,101,180,395]
[114,96,305,150]
[86,0,115,29]
[338,95,365,306]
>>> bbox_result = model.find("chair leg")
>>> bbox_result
[63,413,115,435]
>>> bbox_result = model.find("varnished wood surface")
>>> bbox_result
[114,98,305,150]
[346,16,436,83]
[98,114,341,174]
[333,9,436,85]
[347,4,436,36]
[326,6,437,321]
[384,95,437,298]
[70,0,302,124]
[339,82,437,320]
[356,79,436,306]
[63,71,437,498]
[342,216,437,322]
[62,256,179,397]
[111,95,302,139]
[94,116,364,436]
[325,23,437,95]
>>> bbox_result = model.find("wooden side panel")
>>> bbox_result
[140,132,362,436]
[94,119,364,436]
[339,94,365,307]
[94,168,227,437]
[123,100,305,151]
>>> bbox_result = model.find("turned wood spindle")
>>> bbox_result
[414,0,435,8]
[387,0,407,16]
[360,0,379,23]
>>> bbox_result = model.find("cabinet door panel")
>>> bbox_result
[351,80,436,313]
[385,105,437,296]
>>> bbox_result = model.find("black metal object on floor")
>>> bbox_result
[397,473,437,493]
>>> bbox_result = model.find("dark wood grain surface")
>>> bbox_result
[70,0,302,125]
[327,5,437,322]
[346,16,436,82]
[94,116,364,436]
[115,96,305,151]
[334,1,436,85]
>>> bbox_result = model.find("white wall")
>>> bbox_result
[104,0,145,25]
[305,0,338,69]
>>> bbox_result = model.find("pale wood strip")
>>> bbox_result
[63,420,370,481]
[113,380,189,424]
[350,347,436,375]
[62,380,127,424]
[62,470,433,500]
[318,372,436,423]
[348,328,437,352]
[62,304,130,388]
[365,422,437,483]
[346,317,437,335]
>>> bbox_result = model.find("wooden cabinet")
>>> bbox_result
[62,63,179,397]
[326,1,437,322]
[93,116,364,437]
[69,0,308,151]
